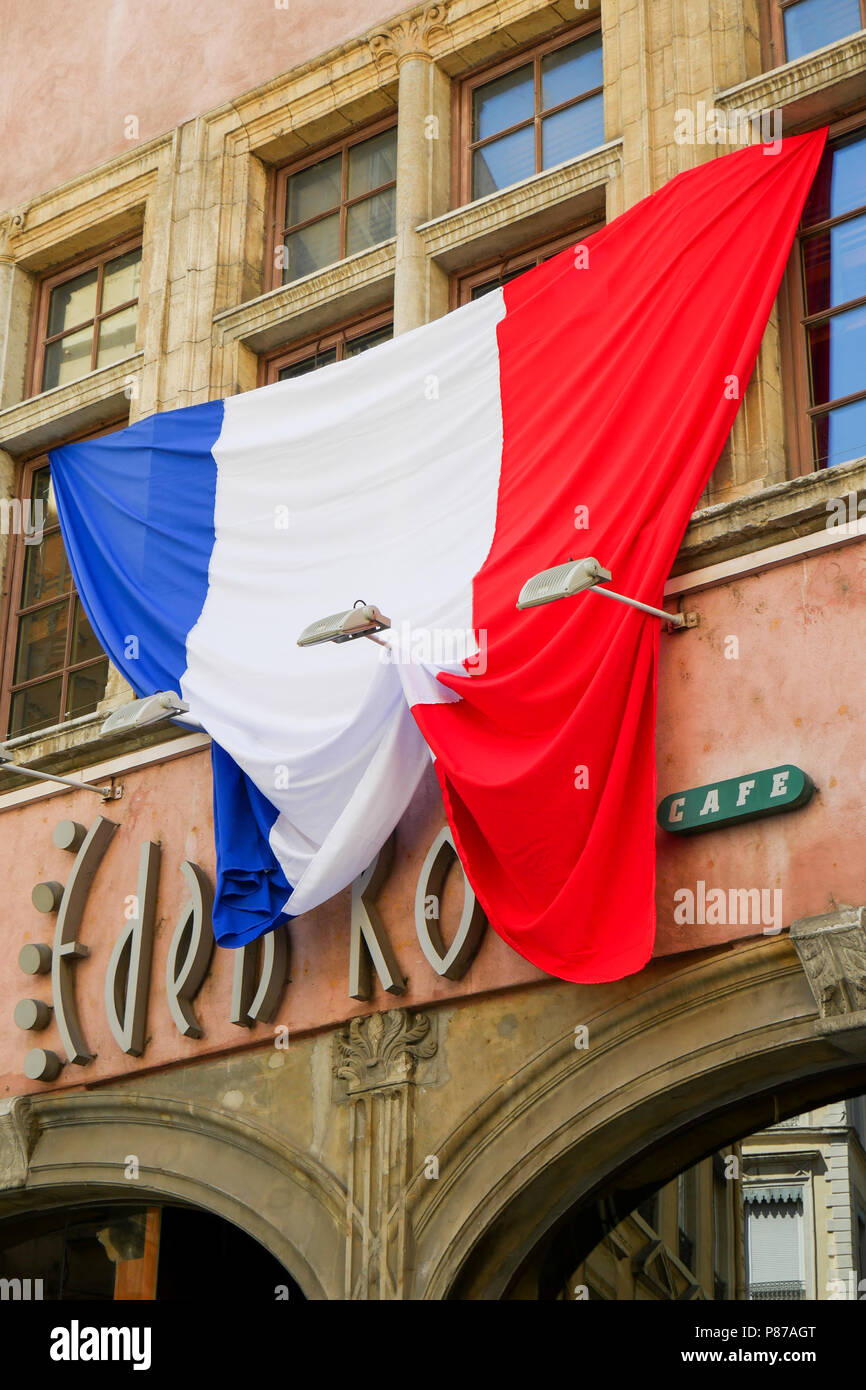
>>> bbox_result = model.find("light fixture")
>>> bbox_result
[517,556,697,630]
[100,689,192,737]
[0,749,120,800]
[297,601,391,648]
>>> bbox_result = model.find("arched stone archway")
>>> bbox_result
[0,1091,346,1301]
[409,924,866,1300]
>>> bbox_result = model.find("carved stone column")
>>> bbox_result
[333,1009,436,1299]
[370,7,452,334]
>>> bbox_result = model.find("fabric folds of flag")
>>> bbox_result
[49,130,827,981]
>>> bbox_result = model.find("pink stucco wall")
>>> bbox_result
[0,0,402,208]
[1,536,864,1098]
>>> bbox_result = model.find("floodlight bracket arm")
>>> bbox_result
[590,585,699,630]
[0,751,121,800]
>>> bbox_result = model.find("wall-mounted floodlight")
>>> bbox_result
[297,601,391,648]
[100,690,191,738]
[516,556,697,630]
[0,749,120,800]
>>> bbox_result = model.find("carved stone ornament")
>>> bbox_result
[790,907,866,1018]
[335,1009,436,1094]
[369,5,451,67]
[0,1097,38,1190]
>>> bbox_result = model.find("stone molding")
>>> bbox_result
[416,140,621,272]
[675,451,866,574]
[0,354,141,457]
[213,240,396,356]
[715,31,866,116]
[3,157,166,274]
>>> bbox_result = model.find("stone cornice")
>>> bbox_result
[715,31,866,115]
[3,149,169,271]
[0,354,141,458]
[214,241,396,354]
[676,453,866,573]
[416,139,621,271]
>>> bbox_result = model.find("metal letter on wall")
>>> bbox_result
[105,841,161,1056]
[349,834,405,1001]
[231,924,290,1027]
[31,816,118,1069]
[166,861,215,1038]
[413,826,486,980]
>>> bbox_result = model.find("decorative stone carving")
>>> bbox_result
[336,1009,435,1095]
[790,907,866,1018]
[334,1010,437,1299]
[0,1097,37,1190]
[369,5,451,67]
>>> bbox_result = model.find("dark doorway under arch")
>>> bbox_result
[0,1198,304,1301]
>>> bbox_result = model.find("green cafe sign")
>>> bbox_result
[657,765,814,835]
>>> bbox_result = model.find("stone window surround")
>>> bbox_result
[265,112,399,296]
[452,11,604,207]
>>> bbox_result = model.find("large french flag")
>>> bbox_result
[50,131,826,983]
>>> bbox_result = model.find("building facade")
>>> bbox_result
[2,0,866,1299]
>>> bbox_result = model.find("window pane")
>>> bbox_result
[348,128,397,199]
[470,265,532,299]
[9,677,63,737]
[285,153,342,228]
[472,126,536,197]
[473,65,534,142]
[803,214,866,314]
[808,301,866,404]
[32,466,58,528]
[47,268,98,337]
[42,325,93,390]
[101,248,142,313]
[22,531,70,607]
[14,601,69,683]
[277,347,338,380]
[283,213,340,283]
[783,0,861,62]
[803,132,866,226]
[541,34,603,109]
[71,598,103,665]
[813,396,866,467]
[96,304,138,367]
[343,325,392,357]
[346,188,396,254]
[66,661,109,720]
[541,92,605,168]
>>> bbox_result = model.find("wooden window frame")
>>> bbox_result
[781,110,866,475]
[0,420,125,739]
[266,116,398,294]
[258,305,394,384]
[450,221,603,309]
[26,234,143,398]
[766,0,866,67]
[454,18,603,209]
